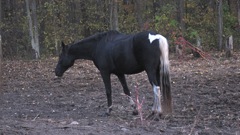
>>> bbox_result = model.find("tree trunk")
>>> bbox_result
[80,1,90,36]
[32,0,40,58]
[238,0,240,26]
[225,35,233,57]
[25,0,40,59]
[135,0,144,31]
[109,0,113,29]
[193,37,202,58]
[218,0,223,51]
[0,0,2,88]
[110,0,118,30]
[175,44,183,58]
[0,35,2,88]
[177,0,185,33]
[0,0,2,58]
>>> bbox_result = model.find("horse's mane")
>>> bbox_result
[73,30,121,45]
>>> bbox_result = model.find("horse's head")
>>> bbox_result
[55,42,75,77]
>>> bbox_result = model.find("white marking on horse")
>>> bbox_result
[152,84,162,113]
[148,33,162,44]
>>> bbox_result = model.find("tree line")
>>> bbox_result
[0,0,240,59]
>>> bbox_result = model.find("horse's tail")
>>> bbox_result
[158,35,172,114]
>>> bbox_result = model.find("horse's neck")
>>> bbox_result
[69,42,97,60]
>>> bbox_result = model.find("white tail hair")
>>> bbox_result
[158,35,172,114]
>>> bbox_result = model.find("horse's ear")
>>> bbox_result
[61,41,66,52]
[61,41,65,48]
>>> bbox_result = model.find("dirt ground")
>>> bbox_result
[0,52,240,135]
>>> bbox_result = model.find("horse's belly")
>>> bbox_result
[111,42,144,74]
[124,67,144,74]
[113,59,144,74]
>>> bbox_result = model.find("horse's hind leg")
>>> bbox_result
[116,74,131,96]
[116,74,138,115]
[145,68,162,119]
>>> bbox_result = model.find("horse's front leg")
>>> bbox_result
[100,71,112,116]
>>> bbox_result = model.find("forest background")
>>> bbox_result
[0,0,240,59]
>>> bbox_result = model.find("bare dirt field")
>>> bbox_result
[1,53,240,135]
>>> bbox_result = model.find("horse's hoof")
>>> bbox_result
[98,106,112,117]
[105,112,111,116]
[132,109,139,115]
[53,76,62,83]
[146,112,162,121]
[98,112,110,117]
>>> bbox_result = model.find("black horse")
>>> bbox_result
[55,30,172,116]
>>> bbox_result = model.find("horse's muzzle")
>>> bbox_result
[55,69,63,77]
